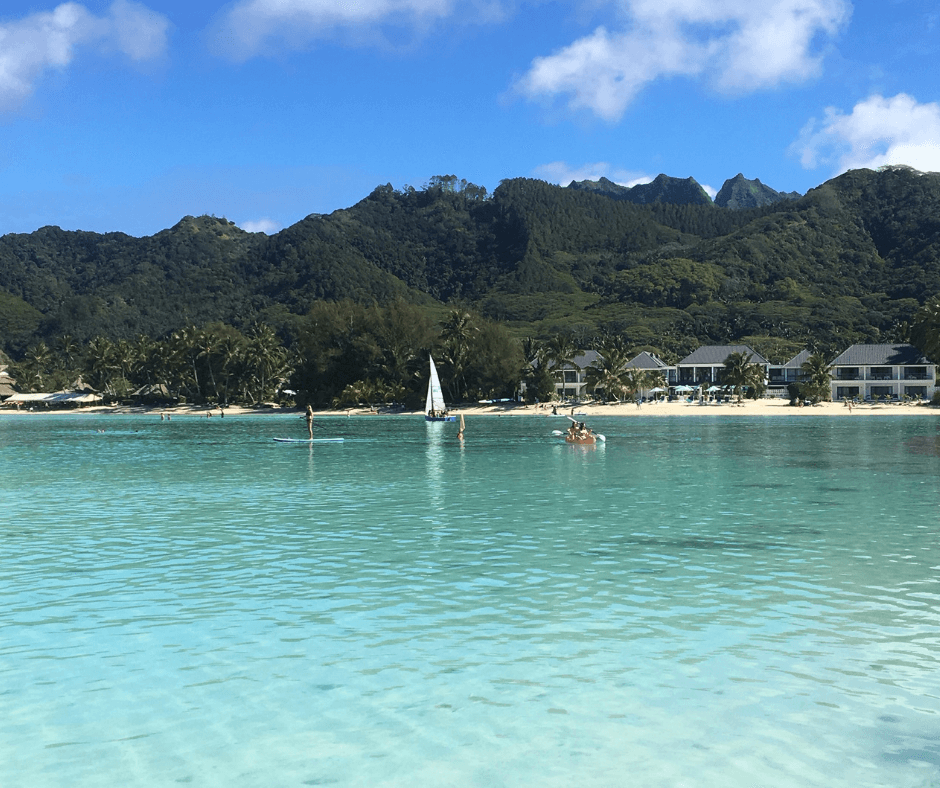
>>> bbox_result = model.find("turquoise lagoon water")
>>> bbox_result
[2,411,940,787]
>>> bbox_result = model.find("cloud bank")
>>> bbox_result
[209,0,505,59]
[515,0,851,121]
[794,93,940,174]
[0,0,169,111]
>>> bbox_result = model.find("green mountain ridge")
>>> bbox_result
[1,166,939,362]
[568,173,716,206]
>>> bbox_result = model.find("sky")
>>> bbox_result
[0,0,938,237]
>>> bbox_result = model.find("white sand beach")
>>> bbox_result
[439,398,938,419]
[5,397,937,419]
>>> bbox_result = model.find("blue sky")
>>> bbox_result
[0,0,938,237]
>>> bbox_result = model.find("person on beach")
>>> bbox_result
[305,405,314,439]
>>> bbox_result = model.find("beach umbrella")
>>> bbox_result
[674,385,693,392]
[650,387,666,393]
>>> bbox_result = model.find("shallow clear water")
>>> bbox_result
[2,412,940,787]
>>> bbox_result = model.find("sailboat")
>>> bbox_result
[425,355,456,422]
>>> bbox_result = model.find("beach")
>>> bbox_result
[305,397,936,419]
[5,396,938,419]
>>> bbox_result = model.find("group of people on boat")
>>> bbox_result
[565,421,596,444]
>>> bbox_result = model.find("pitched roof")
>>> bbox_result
[677,345,768,365]
[830,343,934,366]
[626,351,670,370]
[780,350,812,369]
[545,350,599,371]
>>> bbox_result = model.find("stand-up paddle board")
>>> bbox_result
[273,437,344,443]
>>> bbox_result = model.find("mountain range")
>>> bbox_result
[568,172,800,209]
[1,166,938,363]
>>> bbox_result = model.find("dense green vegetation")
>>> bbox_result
[6,304,524,408]
[2,165,940,405]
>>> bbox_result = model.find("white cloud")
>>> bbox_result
[108,0,170,61]
[793,93,940,174]
[209,0,504,59]
[533,160,653,187]
[239,218,282,234]
[515,0,850,121]
[0,1,169,111]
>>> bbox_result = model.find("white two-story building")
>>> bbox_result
[830,343,937,401]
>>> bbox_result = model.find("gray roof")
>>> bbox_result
[545,350,598,371]
[626,351,670,370]
[677,345,768,366]
[779,350,812,369]
[831,343,933,366]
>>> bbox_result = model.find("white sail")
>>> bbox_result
[426,355,447,415]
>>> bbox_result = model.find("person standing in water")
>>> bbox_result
[305,405,314,439]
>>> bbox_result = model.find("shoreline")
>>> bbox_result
[3,398,938,418]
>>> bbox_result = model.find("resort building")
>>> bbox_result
[626,351,672,376]
[625,351,673,399]
[767,350,811,395]
[829,343,937,401]
[549,351,598,401]
[673,345,769,386]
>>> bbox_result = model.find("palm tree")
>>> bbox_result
[800,353,833,402]
[243,323,289,403]
[169,325,202,402]
[722,351,756,402]
[84,336,117,397]
[585,340,632,402]
[543,333,577,400]
[439,309,477,402]
[57,335,80,369]
[911,296,940,361]
[13,341,53,391]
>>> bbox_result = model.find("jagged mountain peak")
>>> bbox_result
[714,174,801,209]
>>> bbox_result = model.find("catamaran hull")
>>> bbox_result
[425,415,456,422]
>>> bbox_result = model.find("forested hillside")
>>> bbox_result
[2,166,940,366]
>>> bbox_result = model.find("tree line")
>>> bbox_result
[9,294,938,408]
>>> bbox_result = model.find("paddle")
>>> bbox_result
[565,415,606,442]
